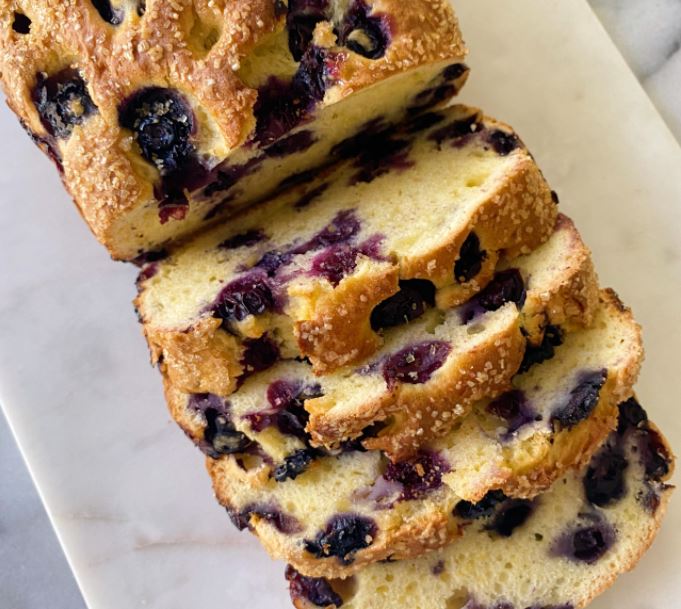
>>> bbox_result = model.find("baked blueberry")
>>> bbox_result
[219,229,266,250]
[382,341,451,388]
[486,498,534,537]
[383,452,449,500]
[310,245,360,285]
[204,408,253,456]
[304,514,377,564]
[583,443,628,507]
[518,325,564,374]
[337,0,390,59]
[274,448,320,482]
[265,129,317,157]
[487,129,520,156]
[555,522,615,564]
[454,232,487,283]
[119,88,195,174]
[33,68,98,139]
[229,504,302,534]
[429,112,481,147]
[453,490,508,520]
[286,565,343,608]
[551,369,607,429]
[487,390,539,436]
[212,272,275,323]
[287,0,328,61]
[370,279,436,331]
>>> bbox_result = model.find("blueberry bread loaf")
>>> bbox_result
[162,214,597,460]
[0,0,468,259]
[200,288,639,578]
[288,398,674,609]
[136,104,557,397]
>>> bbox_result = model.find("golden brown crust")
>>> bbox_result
[0,0,465,259]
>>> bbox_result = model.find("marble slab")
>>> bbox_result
[0,1,679,608]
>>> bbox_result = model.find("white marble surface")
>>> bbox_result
[1,1,681,608]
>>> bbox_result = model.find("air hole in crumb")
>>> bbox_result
[467,323,486,335]
[189,11,220,55]
[12,11,31,34]
[465,175,485,188]
[445,589,469,609]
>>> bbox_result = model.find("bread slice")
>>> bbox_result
[0,0,467,259]
[288,397,674,609]
[136,104,557,391]
[164,214,596,462]
[202,289,639,579]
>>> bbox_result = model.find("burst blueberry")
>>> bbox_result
[212,272,275,323]
[551,369,607,429]
[383,341,451,388]
[286,565,343,608]
[304,514,377,564]
[454,232,487,283]
[91,0,123,24]
[370,279,436,331]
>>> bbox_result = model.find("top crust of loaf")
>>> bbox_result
[0,0,465,258]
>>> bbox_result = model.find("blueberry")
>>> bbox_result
[383,341,451,388]
[310,245,359,286]
[370,279,436,331]
[638,427,671,482]
[212,272,275,323]
[240,336,280,378]
[518,325,564,374]
[429,112,481,147]
[454,490,508,520]
[559,523,615,564]
[12,12,31,33]
[285,565,343,608]
[279,167,319,190]
[383,452,449,500]
[477,269,526,311]
[274,448,319,482]
[255,249,295,275]
[204,156,263,197]
[403,112,446,134]
[119,88,195,174]
[91,0,123,25]
[616,397,648,435]
[551,369,607,429]
[487,129,520,156]
[486,498,534,537]
[454,232,487,283]
[330,117,388,160]
[442,63,468,82]
[349,136,412,185]
[304,514,377,564]
[487,390,539,436]
[33,68,98,139]
[337,0,390,59]
[229,504,302,534]
[132,249,169,266]
[204,408,252,456]
[219,229,266,250]
[583,443,628,507]
[187,392,226,415]
[286,0,328,61]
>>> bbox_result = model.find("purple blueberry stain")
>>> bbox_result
[212,271,275,323]
[485,498,535,537]
[204,156,263,197]
[310,244,360,285]
[296,209,361,253]
[12,11,31,33]
[454,232,487,283]
[91,0,123,25]
[383,452,450,500]
[229,503,302,534]
[265,129,317,157]
[219,229,266,250]
[304,514,377,564]
[487,390,541,437]
[551,369,607,429]
[552,518,615,564]
[286,565,343,608]
[383,341,451,389]
[370,279,436,331]
[33,68,98,139]
[518,325,564,374]
[431,560,446,576]
[295,183,329,209]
